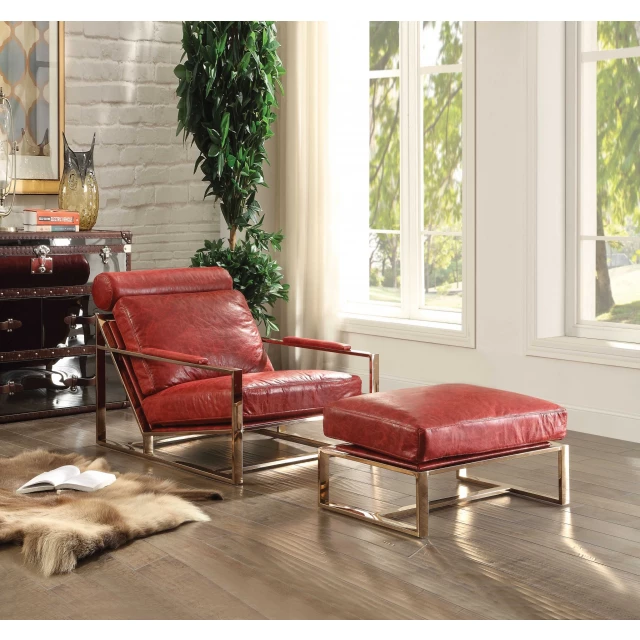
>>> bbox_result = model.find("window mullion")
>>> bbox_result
[398,21,411,319]
[401,21,421,320]
[411,21,422,321]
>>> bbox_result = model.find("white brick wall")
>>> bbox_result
[10,21,219,270]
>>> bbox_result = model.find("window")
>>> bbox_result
[567,22,640,344]
[343,22,475,346]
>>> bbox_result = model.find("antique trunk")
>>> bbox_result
[0,230,131,423]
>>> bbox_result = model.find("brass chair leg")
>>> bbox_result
[416,471,429,538]
[231,400,244,485]
[559,444,570,505]
[142,433,154,455]
[95,326,106,443]
[318,449,330,505]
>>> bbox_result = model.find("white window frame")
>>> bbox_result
[343,21,475,348]
[566,21,640,345]
[526,22,640,370]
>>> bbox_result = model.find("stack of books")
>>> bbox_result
[22,209,80,232]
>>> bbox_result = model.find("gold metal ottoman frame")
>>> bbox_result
[318,443,570,538]
[95,314,380,485]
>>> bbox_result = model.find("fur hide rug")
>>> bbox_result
[0,449,221,576]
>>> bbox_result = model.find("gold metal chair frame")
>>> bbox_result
[95,314,379,485]
[318,443,570,538]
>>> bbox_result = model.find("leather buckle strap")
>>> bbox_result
[0,375,94,395]
[0,381,24,395]
[0,318,22,332]
[64,314,96,326]
[63,375,96,392]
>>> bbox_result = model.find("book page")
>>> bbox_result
[17,465,80,493]
[56,470,116,492]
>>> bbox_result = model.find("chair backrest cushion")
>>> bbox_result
[111,284,272,396]
[113,290,273,396]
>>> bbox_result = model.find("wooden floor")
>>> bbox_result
[2,409,640,619]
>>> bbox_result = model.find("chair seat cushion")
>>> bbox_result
[323,384,567,464]
[142,370,362,429]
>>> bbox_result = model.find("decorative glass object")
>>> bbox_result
[0,86,17,232]
[58,132,99,231]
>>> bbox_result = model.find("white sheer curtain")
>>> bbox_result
[272,22,333,370]
[271,21,368,370]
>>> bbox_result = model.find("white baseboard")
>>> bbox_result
[562,405,640,444]
[342,368,640,445]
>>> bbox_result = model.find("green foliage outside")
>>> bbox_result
[369,22,401,291]
[594,22,640,323]
[175,21,289,335]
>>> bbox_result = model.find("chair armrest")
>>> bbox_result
[263,336,372,358]
[281,336,352,352]
[138,347,208,365]
[97,344,237,375]
[261,336,380,393]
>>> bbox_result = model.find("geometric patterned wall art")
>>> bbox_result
[0,21,64,194]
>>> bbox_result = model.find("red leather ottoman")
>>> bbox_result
[319,384,570,538]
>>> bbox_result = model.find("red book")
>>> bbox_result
[23,209,80,225]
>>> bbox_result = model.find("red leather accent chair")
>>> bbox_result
[93,267,379,485]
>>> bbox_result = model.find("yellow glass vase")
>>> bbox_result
[58,133,99,231]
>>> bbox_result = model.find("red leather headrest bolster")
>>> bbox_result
[92,267,233,311]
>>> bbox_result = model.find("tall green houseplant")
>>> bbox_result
[175,21,288,334]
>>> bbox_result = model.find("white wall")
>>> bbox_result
[8,21,219,269]
[341,22,639,443]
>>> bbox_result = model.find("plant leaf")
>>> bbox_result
[220,111,230,146]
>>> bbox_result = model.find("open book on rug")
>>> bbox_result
[16,465,117,494]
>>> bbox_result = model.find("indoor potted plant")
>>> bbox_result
[175,21,288,335]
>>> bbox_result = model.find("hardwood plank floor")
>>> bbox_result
[1,409,640,619]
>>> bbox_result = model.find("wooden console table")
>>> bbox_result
[0,230,131,423]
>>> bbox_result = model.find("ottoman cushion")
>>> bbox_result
[323,384,567,464]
